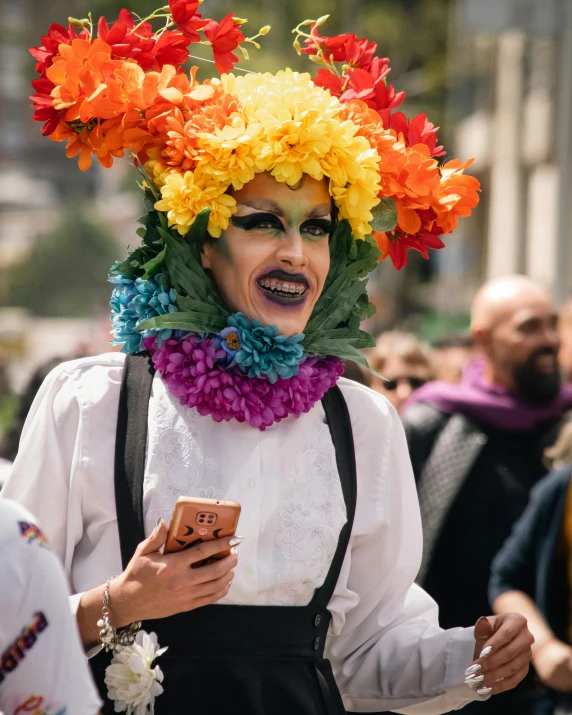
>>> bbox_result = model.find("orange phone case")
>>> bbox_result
[164,496,241,561]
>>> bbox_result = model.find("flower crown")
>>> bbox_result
[30,2,480,269]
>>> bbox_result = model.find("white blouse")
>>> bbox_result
[1,353,483,713]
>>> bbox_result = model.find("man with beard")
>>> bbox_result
[402,275,572,715]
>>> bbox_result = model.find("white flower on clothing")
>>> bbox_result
[104,630,167,714]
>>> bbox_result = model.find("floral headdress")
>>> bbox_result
[30,1,480,431]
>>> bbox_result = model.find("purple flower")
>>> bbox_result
[143,335,344,430]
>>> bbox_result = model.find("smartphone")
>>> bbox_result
[164,496,241,564]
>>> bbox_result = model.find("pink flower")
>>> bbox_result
[144,336,344,430]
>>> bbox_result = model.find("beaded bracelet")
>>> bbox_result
[97,576,142,653]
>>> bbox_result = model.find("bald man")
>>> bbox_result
[401,275,572,715]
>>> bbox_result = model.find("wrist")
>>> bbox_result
[107,573,136,629]
[98,574,141,653]
[532,636,560,664]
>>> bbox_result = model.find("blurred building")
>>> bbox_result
[445,0,572,305]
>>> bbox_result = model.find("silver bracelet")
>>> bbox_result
[97,576,141,653]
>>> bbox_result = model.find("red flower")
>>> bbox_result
[152,30,190,68]
[302,23,378,69]
[203,14,245,74]
[302,30,354,62]
[339,58,404,122]
[303,29,378,70]
[29,22,88,74]
[374,211,445,270]
[312,69,345,96]
[342,35,379,69]
[97,9,133,49]
[168,0,208,42]
[97,11,160,71]
[30,76,61,136]
[389,112,445,157]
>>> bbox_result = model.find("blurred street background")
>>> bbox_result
[0,0,571,417]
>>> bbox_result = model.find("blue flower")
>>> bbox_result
[218,326,242,360]
[109,270,180,353]
[227,312,305,384]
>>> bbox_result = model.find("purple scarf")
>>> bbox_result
[408,357,572,431]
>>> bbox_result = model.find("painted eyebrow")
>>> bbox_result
[306,204,332,219]
[236,200,332,219]
[237,199,283,215]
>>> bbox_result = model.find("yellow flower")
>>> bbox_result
[155,172,236,237]
[223,70,340,186]
[152,69,385,239]
[196,115,260,190]
[145,158,171,189]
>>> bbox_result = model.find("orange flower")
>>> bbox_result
[434,158,481,234]
[153,84,239,172]
[46,39,123,122]
[50,117,125,171]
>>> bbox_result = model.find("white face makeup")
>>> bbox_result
[201,173,332,336]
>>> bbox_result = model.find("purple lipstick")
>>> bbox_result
[256,269,310,307]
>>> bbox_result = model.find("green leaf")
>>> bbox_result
[143,190,157,213]
[140,247,166,279]
[113,247,158,280]
[176,293,227,318]
[137,311,227,334]
[303,328,375,351]
[306,258,371,332]
[185,209,211,256]
[323,220,353,293]
[160,228,205,299]
[312,278,368,332]
[371,197,397,232]
[157,211,168,229]
[302,329,380,377]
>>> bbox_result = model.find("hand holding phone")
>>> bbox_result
[164,496,241,563]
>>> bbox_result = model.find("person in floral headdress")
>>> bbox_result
[2,3,532,714]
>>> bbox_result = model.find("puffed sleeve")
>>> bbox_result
[327,382,484,713]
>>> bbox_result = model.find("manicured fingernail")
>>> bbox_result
[477,687,492,695]
[465,664,481,676]
[229,535,245,547]
[465,674,484,684]
[479,646,493,659]
[155,517,162,531]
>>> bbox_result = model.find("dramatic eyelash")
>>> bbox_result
[231,213,284,231]
[301,219,332,235]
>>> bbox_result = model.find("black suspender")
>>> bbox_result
[311,385,357,607]
[114,354,155,569]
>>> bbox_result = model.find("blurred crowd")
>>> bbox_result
[345,274,572,715]
[3,274,572,713]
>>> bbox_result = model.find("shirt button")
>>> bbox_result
[314,614,322,627]
[246,478,256,490]
[243,566,253,578]
[313,637,321,651]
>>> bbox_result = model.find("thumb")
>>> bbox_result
[138,518,168,556]
[474,615,494,653]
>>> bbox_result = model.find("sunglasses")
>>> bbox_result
[384,376,427,392]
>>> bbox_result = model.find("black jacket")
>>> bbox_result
[402,401,560,625]
[489,466,572,644]
[402,402,489,583]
